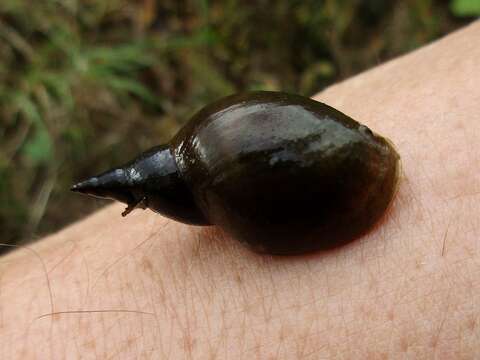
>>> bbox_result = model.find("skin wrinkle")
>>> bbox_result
[182,266,212,342]
[125,277,145,357]
[143,289,162,358]
[161,232,212,357]
[72,214,154,358]
[179,252,202,348]
[178,259,196,359]
[0,243,55,321]
[87,222,163,299]
[157,247,182,354]
[430,275,454,353]
[132,263,150,351]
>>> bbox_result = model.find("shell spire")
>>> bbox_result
[71,168,145,216]
[71,145,209,224]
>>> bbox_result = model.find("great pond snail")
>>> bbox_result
[72,91,400,255]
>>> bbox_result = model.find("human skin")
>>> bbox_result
[1,21,479,359]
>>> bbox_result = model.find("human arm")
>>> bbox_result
[1,21,480,359]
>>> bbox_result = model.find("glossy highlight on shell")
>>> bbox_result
[72,91,400,255]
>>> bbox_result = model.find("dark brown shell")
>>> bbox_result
[171,91,400,254]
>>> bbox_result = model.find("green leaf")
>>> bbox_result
[40,73,75,108]
[450,0,480,16]
[11,93,42,125]
[22,125,53,165]
[84,43,155,72]
[104,76,158,105]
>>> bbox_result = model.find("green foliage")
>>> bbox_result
[451,0,480,16]
[0,0,470,246]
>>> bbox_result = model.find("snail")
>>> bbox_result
[72,91,400,255]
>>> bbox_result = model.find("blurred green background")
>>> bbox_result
[0,0,478,247]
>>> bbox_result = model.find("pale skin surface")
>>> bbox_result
[1,22,479,359]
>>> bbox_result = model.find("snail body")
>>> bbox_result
[72,91,400,255]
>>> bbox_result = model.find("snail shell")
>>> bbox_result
[72,91,400,255]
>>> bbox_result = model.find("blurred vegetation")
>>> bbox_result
[0,0,476,247]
